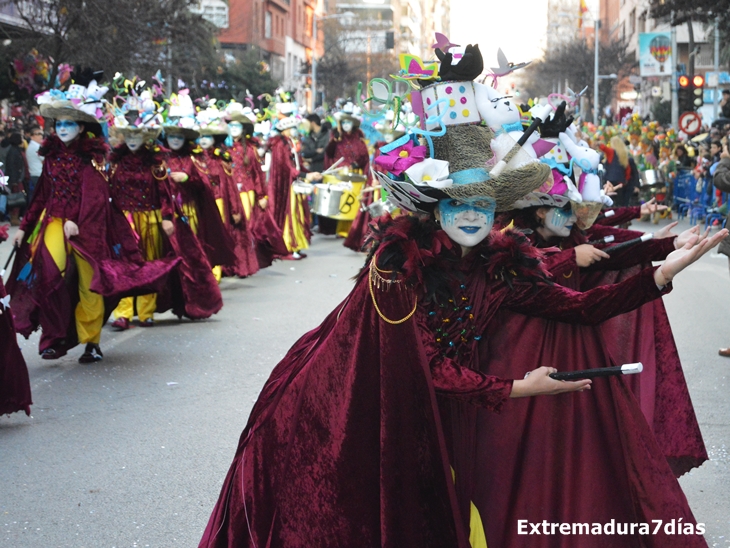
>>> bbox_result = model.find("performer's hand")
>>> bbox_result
[170,172,189,183]
[574,244,609,267]
[258,197,268,210]
[232,213,242,225]
[603,181,616,195]
[161,219,174,236]
[673,225,709,249]
[64,220,79,239]
[654,220,679,240]
[510,367,591,398]
[11,229,24,247]
[654,229,729,286]
[640,198,667,216]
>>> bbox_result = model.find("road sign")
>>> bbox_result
[679,111,702,136]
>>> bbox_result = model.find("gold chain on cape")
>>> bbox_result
[368,260,417,324]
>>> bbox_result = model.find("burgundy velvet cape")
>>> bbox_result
[200,149,259,278]
[199,216,683,548]
[7,136,179,352]
[109,146,223,320]
[532,223,707,476]
[0,276,32,416]
[267,135,311,247]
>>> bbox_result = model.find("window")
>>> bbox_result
[638,12,646,34]
[265,11,272,38]
[629,9,636,35]
[305,6,314,37]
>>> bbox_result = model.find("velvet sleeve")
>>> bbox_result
[249,147,267,198]
[19,171,49,232]
[416,311,513,411]
[595,206,640,226]
[588,224,642,243]
[504,266,669,325]
[543,248,577,278]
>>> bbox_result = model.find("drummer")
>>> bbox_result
[322,103,370,237]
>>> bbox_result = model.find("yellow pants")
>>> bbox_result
[181,202,199,235]
[114,210,163,322]
[212,198,225,282]
[44,218,104,344]
[240,190,256,221]
[283,190,310,253]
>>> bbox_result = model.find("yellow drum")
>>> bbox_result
[311,172,366,221]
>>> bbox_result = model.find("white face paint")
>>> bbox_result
[199,135,215,149]
[341,121,354,133]
[125,133,145,152]
[543,207,577,238]
[229,122,243,138]
[383,133,395,143]
[55,118,81,144]
[167,134,186,150]
[438,197,496,248]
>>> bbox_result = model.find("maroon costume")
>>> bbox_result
[199,216,700,548]
[322,128,370,237]
[165,144,237,270]
[199,147,258,278]
[229,136,288,268]
[8,135,179,351]
[109,144,223,320]
[1,228,32,417]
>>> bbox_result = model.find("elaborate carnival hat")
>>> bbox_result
[107,75,163,141]
[195,100,229,136]
[162,91,200,140]
[37,78,109,125]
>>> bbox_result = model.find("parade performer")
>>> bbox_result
[322,104,370,237]
[161,93,236,275]
[196,105,258,280]
[8,84,178,363]
[225,103,288,268]
[0,223,32,417]
[199,101,722,546]
[107,94,173,328]
[266,116,310,258]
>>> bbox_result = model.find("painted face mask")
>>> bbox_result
[384,133,396,143]
[341,121,354,133]
[125,133,145,152]
[438,197,496,248]
[55,118,81,144]
[229,122,243,138]
[198,135,215,149]
[543,206,577,238]
[167,134,186,151]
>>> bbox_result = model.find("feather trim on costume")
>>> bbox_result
[40,133,109,163]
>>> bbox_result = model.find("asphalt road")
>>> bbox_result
[1,218,729,547]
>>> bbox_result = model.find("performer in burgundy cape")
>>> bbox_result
[9,86,177,363]
[266,116,310,258]
[161,94,236,278]
[199,119,722,547]
[501,185,708,477]
[322,105,370,237]
[0,224,32,417]
[195,107,258,280]
[225,104,288,269]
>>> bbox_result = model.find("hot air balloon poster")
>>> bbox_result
[639,33,673,76]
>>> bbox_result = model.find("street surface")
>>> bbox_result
[2,218,730,547]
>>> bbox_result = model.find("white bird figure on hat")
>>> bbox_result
[558,132,613,206]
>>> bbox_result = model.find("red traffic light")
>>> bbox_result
[678,75,690,87]
[693,75,705,87]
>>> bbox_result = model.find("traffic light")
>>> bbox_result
[678,75,692,112]
[692,74,705,109]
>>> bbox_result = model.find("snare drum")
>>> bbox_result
[311,174,364,220]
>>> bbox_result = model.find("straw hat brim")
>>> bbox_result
[118,126,161,141]
[198,126,229,136]
[227,111,256,124]
[163,126,200,140]
[40,103,100,125]
[336,113,361,127]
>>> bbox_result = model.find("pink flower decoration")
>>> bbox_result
[374,140,427,176]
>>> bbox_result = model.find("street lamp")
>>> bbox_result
[311,11,354,111]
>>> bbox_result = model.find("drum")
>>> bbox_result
[292,181,314,195]
[311,173,365,220]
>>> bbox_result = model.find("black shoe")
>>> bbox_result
[41,347,67,360]
[79,343,103,363]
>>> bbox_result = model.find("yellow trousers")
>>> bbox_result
[283,191,310,253]
[114,210,163,322]
[43,218,104,344]
[240,190,256,221]
[212,198,225,282]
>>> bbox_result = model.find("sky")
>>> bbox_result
[449,0,550,68]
